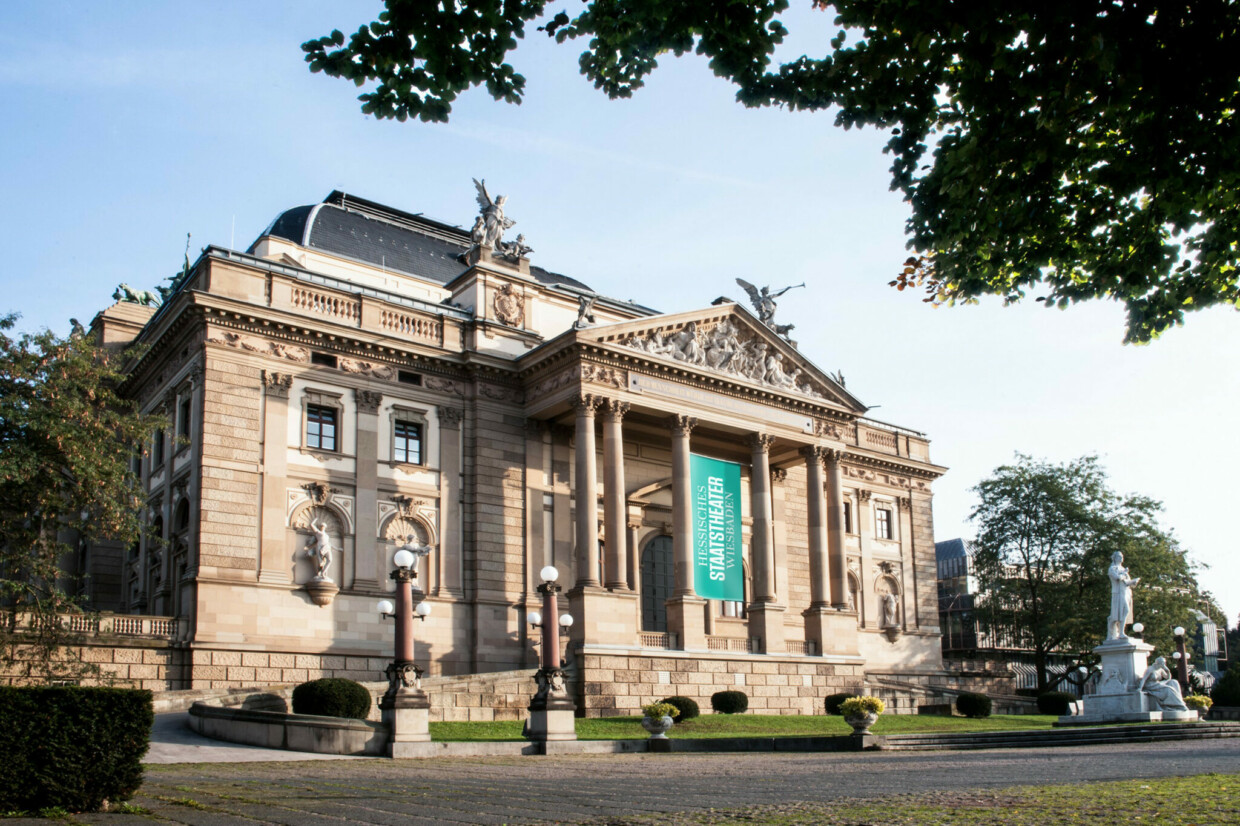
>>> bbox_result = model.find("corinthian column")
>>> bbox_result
[669,414,698,596]
[748,434,776,603]
[802,445,829,609]
[824,448,848,609]
[571,394,602,588]
[602,400,631,591]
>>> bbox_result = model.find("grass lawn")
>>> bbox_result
[428,712,1063,742]
[608,773,1240,825]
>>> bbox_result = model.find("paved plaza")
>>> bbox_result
[18,717,1240,825]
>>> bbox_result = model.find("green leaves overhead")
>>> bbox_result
[304,1,1240,342]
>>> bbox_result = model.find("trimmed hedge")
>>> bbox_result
[1212,660,1240,707]
[825,692,858,716]
[0,686,153,813]
[711,690,749,714]
[292,678,372,720]
[955,692,992,718]
[661,696,700,720]
[1036,691,1078,715]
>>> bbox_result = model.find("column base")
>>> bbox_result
[803,606,859,656]
[666,594,708,651]
[526,693,577,742]
[748,602,787,654]
[380,687,431,756]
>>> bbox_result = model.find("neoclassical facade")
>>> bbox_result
[91,190,948,713]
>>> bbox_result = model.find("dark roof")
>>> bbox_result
[252,191,595,292]
[935,538,969,562]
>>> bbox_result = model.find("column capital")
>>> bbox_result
[823,447,846,464]
[898,496,912,509]
[355,389,383,414]
[436,406,464,430]
[857,489,873,502]
[627,520,643,532]
[667,414,698,436]
[770,468,788,484]
[800,445,829,462]
[570,393,603,415]
[602,399,631,422]
[748,433,775,453]
[262,370,293,399]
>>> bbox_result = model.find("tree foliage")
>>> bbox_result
[303,1,1240,343]
[0,315,160,681]
[970,454,1202,691]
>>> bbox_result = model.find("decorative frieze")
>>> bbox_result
[493,282,525,327]
[209,330,310,363]
[618,317,828,399]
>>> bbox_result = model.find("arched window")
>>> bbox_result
[640,535,674,632]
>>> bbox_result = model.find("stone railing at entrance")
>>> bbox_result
[16,611,184,640]
[707,636,755,653]
[639,632,676,650]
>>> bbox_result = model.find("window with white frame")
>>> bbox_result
[393,419,423,465]
[306,404,338,451]
[875,506,894,540]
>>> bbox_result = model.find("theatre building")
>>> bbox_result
[89,189,958,715]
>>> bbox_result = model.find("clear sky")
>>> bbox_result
[3,2,1236,628]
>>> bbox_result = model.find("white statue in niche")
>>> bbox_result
[305,518,334,581]
[1139,656,1188,711]
[881,593,900,628]
[1106,551,1139,640]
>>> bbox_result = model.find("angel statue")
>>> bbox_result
[735,278,805,327]
[573,293,598,329]
[472,178,516,251]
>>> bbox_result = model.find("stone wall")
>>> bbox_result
[577,649,866,717]
[0,639,190,691]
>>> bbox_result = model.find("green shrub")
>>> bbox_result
[1036,691,1078,715]
[825,692,858,715]
[292,678,372,720]
[955,692,992,718]
[661,696,700,720]
[711,690,748,714]
[0,686,153,813]
[1212,660,1240,707]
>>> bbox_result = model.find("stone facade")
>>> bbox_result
[85,189,949,711]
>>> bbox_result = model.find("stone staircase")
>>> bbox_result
[880,721,1240,751]
[863,672,1037,716]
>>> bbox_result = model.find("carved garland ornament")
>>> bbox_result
[618,318,827,399]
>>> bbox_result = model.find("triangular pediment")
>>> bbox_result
[574,302,867,414]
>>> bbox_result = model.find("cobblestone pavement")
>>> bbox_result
[21,738,1240,825]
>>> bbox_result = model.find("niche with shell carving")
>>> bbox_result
[290,505,348,595]
[381,513,434,593]
[874,574,901,641]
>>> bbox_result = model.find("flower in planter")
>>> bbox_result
[1185,694,1213,712]
[839,696,885,718]
[641,702,681,720]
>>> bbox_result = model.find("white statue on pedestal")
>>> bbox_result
[1139,656,1188,711]
[1106,551,1139,640]
[306,518,334,581]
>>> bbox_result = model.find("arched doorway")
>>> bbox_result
[640,535,673,632]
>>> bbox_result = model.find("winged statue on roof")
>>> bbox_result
[471,178,516,252]
[735,278,804,335]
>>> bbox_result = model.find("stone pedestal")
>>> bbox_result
[1059,637,1198,725]
[748,602,786,654]
[568,587,639,647]
[526,670,577,744]
[380,688,431,757]
[804,607,859,656]
[666,594,707,651]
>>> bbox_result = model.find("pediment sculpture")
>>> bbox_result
[618,317,827,400]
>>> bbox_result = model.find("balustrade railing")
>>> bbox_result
[639,632,676,649]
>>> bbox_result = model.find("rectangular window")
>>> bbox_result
[876,507,893,540]
[177,397,191,439]
[843,501,852,534]
[392,420,423,465]
[310,352,338,368]
[152,429,165,466]
[398,370,422,386]
[306,405,337,451]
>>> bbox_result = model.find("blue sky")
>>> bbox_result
[3,2,1237,630]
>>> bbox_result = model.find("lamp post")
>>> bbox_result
[377,538,433,756]
[525,565,577,745]
[1173,625,1190,693]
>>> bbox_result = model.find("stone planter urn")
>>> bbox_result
[641,715,675,740]
[845,712,879,735]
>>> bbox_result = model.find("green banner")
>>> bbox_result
[691,454,743,601]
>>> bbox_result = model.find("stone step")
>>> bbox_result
[881,722,1240,750]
